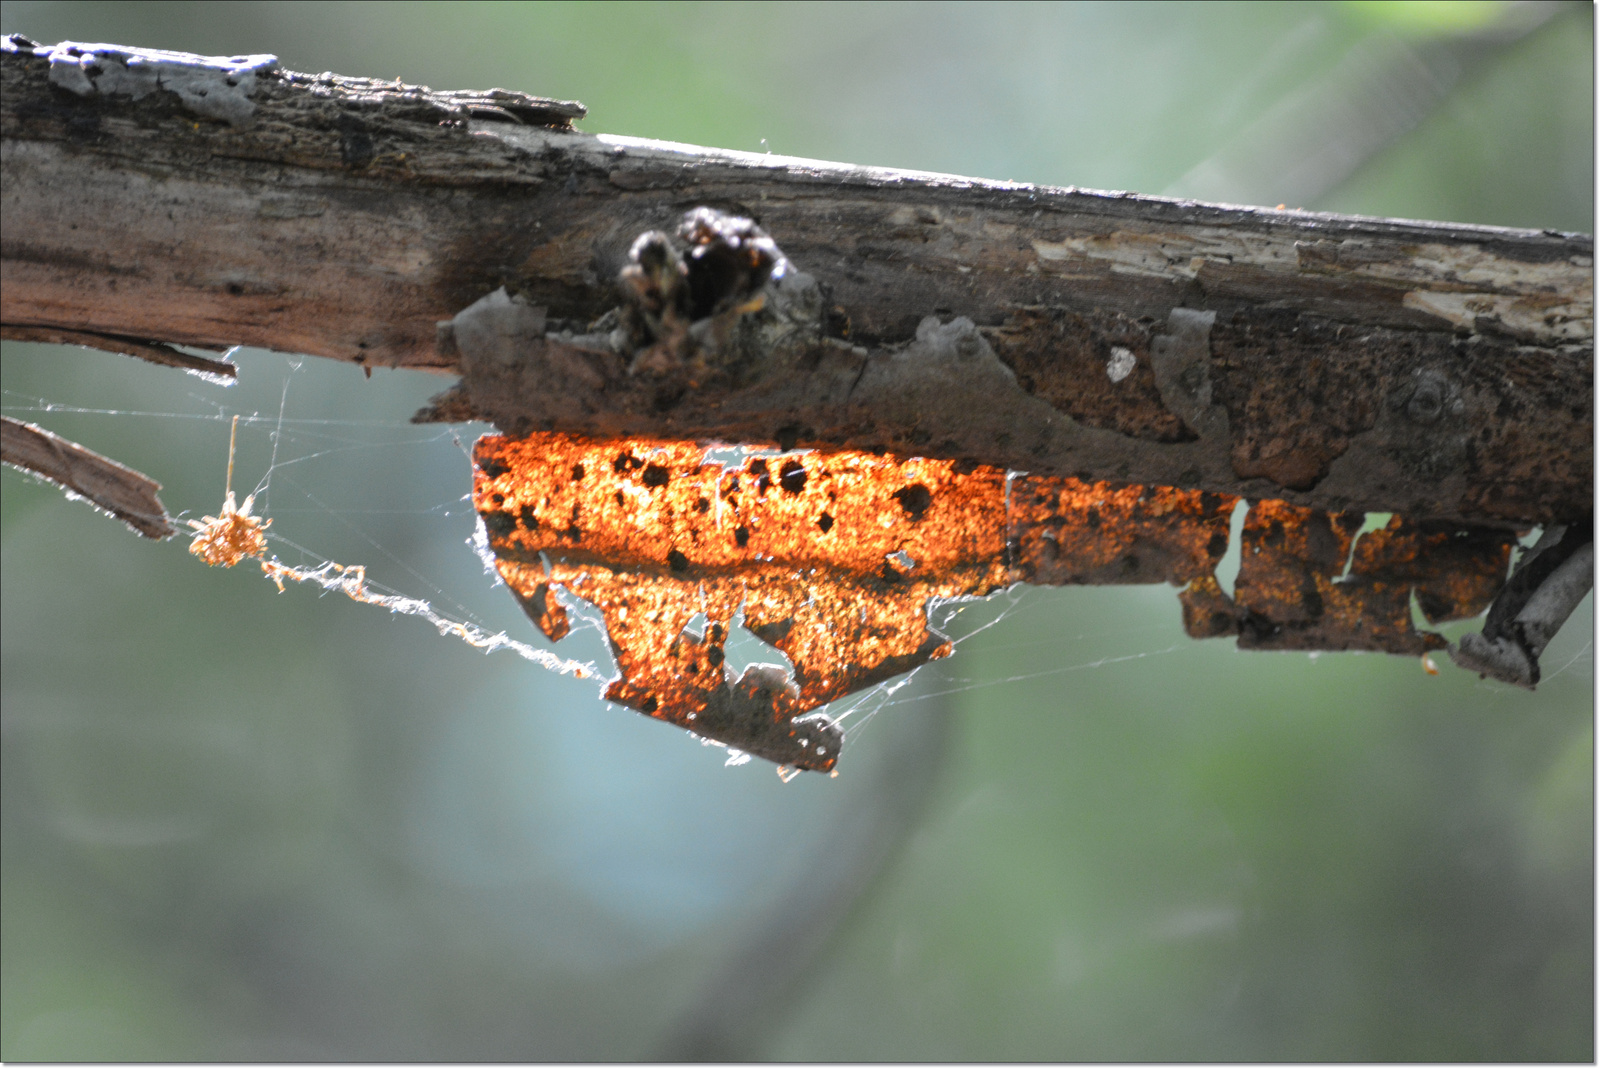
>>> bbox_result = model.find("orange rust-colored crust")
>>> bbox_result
[473,432,1512,770]
[1211,501,1513,654]
[474,432,1020,770]
[1009,476,1236,587]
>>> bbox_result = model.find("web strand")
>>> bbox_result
[254,550,596,680]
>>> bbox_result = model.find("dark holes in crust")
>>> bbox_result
[748,458,771,494]
[779,460,807,495]
[480,510,517,540]
[892,483,932,522]
[641,463,671,488]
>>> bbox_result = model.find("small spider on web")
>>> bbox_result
[183,412,594,678]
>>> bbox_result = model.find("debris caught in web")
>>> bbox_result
[181,414,595,681]
[188,416,272,566]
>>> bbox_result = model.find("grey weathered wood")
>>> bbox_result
[0,323,237,381]
[1,36,1591,527]
[1451,523,1595,687]
[0,415,176,538]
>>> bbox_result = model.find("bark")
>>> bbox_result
[0,415,176,538]
[1,36,1592,528]
[1450,523,1596,687]
[0,323,237,381]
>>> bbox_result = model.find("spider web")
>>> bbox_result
[2,346,1589,776]
[0,350,1018,755]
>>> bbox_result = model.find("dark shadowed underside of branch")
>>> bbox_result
[0,36,1591,532]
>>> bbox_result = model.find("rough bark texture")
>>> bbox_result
[2,37,1592,527]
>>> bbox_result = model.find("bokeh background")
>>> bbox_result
[1,0,1592,1060]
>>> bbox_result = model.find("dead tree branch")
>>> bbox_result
[1,36,1591,528]
[0,415,176,538]
[0,323,238,381]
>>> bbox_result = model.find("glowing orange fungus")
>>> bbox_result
[473,431,1513,771]
[477,432,1233,769]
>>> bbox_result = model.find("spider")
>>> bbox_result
[188,415,271,567]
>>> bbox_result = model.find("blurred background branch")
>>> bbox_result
[1167,1,1567,206]
[659,696,956,1061]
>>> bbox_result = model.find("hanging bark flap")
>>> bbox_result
[471,429,1515,768]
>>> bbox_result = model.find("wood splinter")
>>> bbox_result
[1,324,238,382]
[0,415,176,539]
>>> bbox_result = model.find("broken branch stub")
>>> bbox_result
[1450,522,1595,687]
[1,416,176,539]
[2,38,1588,527]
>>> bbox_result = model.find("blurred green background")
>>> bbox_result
[1,0,1592,1060]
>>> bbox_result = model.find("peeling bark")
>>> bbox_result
[471,429,1518,766]
[1,36,1591,527]
[1451,523,1596,687]
[0,323,237,381]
